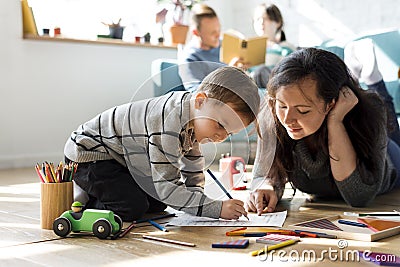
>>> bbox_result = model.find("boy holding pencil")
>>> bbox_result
[64,66,259,221]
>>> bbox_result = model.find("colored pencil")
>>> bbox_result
[134,213,176,224]
[250,239,298,256]
[142,235,196,247]
[35,161,78,183]
[226,229,292,236]
[359,213,400,216]
[35,164,45,183]
[207,169,233,198]
[111,222,136,239]
[120,223,136,238]
[338,219,368,228]
[293,230,337,239]
[206,169,249,220]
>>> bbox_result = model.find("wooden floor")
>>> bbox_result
[0,167,399,267]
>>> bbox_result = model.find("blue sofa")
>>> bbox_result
[153,29,399,108]
[319,29,400,113]
[151,59,185,97]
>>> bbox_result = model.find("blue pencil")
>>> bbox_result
[206,169,249,220]
[149,219,168,232]
[206,169,233,199]
[243,233,267,237]
[338,219,367,228]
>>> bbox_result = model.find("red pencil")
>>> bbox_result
[35,165,45,183]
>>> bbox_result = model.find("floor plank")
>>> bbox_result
[0,167,399,266]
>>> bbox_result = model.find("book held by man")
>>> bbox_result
[220,30,267,67]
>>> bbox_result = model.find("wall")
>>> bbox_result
[230,0,400,47]
[1,0,399,169]
[0,0,177,168]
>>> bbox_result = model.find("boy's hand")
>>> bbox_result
[246,189,278,215]
[220,199,248,220]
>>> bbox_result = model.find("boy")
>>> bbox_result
[65,66,259,221]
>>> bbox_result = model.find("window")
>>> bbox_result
[29,0,163,41]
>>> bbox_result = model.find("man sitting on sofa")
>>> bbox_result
[178,4,243,91]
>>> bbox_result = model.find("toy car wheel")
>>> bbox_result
[114,214,123,231]
[92,219,112,239]
[53,217,71,237]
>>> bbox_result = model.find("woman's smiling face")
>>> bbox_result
[274,78,331,140]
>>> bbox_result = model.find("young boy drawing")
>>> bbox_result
[64,66,259,221]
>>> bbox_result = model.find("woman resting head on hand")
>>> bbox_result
[247,47,400,215]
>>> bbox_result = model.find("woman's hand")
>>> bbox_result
[328,86,359,124]
[327,87,358,181]
[220,199,248,220]
[245,189,278,215]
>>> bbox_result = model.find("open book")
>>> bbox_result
[220,30,267,67]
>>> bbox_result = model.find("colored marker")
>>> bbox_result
[338,219,367,228]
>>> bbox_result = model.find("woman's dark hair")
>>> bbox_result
[279,31,286,42]
[264,4,286,42]
[266,47,386,186]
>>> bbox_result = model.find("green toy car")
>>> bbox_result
[53,208,123,239]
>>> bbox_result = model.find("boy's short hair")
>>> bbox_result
[197,66,260,126]
[191,4,218,31]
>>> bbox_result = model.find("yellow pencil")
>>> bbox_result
[250,239,298,256]
[49,162,57,181]
[227,228,292,236]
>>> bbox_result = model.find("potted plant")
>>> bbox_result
[102,18,124,39]
[157,0,205,44]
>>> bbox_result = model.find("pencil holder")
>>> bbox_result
[40,182,73,230]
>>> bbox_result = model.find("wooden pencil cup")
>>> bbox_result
[40,182,73,230]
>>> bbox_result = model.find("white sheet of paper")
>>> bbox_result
[167,210,287,227]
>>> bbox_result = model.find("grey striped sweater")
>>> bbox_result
[64,91,222,218]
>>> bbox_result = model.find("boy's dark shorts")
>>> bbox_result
[65,157,166,221]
